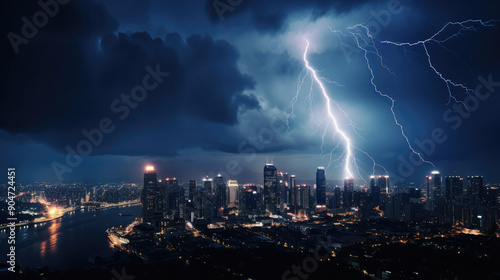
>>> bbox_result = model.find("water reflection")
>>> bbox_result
[48,220,61,254]
[40,240,47,258]
[0,205,141,269]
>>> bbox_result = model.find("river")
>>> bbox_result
[0,205,141,269]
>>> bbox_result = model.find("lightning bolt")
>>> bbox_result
[330,19,497,166]
[286,20,495,180]
[380,19,497,108]
[290,38,385,181]
[302,38,354,178]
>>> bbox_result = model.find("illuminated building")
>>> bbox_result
[343,178,354,209]
[289,175,297,210]
[227,179,239,207]
[141,166,163,225]
[333,186,341,209]
[239,186,262,215]
[213,174,227,210]
[297,184,310,209]
[467,176,484,205]
[371,175,390,205]
[263,163,278,214]
[277,172,289,212]
[425,171,442,210]
[202,178,214,221]
[188,180,197,201]
[164,178,184,220]
[316,167,326,206]
[445,176,463,202]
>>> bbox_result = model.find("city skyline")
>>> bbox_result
[1,0,500,184]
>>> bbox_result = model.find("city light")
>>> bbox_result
[146,166,155,171]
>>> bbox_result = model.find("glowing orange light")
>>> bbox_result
[146,166,155,171]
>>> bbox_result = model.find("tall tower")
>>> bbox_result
[445,176,462,202]
[425,171,442,210]
[202,178,214,221]
[427,171,442,199]
[264,163,278,214]
[290,175,297,209]
[370,175,380,206]
[343,178,354,209]
[213,174,227,209]
[467,176,484,205]
[378,175,390,195]
[164,177,184,220]
[316,167,326,206]
[188,180,197,201]
[141,166,163,225]
[227,179,239,207]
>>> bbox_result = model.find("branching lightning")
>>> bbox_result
[329,19,497,168]
[287,38,385,181]
[379,19,497,108]
[286,20,495,181]
[302,39,354,178]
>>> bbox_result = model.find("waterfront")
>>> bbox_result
[0,205,141,269]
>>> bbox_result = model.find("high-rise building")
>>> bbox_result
[227,179,239,207]
[290,175,297,210]
[164,178,184,220]
[188,180,197,201]
[425,171,442,210]
[202,178,214,221]
[264,163,278,214]
[409,187,421,201]
[213,174,227,209]
[378,175,390,195]
[369,175,390,206]
[445,176,463,202]
[141,166,163,225]
[277,172,289,212]
[297,184,310,209]
[467,176,484,205]
[343,178,354,209]
[333,186,342,208]
[370,176,380,206]
[316,167,326,206]
[239,186,262,215]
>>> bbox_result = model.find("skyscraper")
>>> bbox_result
[213,174,227,209]
[425,171,442,210]
[290,174,297,210]
[316,167,326,206]
[141,166,163,225]
[277,172,288,211]
[227,179,239,207]
[333,186,341,208]
[343,178,354,209]
[370,176,380,206]
[164,178,184,220]
[297,184,310,209]
[188,179,197,202]
[369,175,390,206]
[467,176,484,205]
[202,178,214,221]
[445,176,463,202]
[264,163,278,214]
[378,175,390,195]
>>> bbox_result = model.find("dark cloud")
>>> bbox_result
[1,0,500,183]
[1,0,259,156]
[204,0,384,31]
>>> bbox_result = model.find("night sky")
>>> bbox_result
[1,0,499,185]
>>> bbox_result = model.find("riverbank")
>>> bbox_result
[0,200,140,230]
